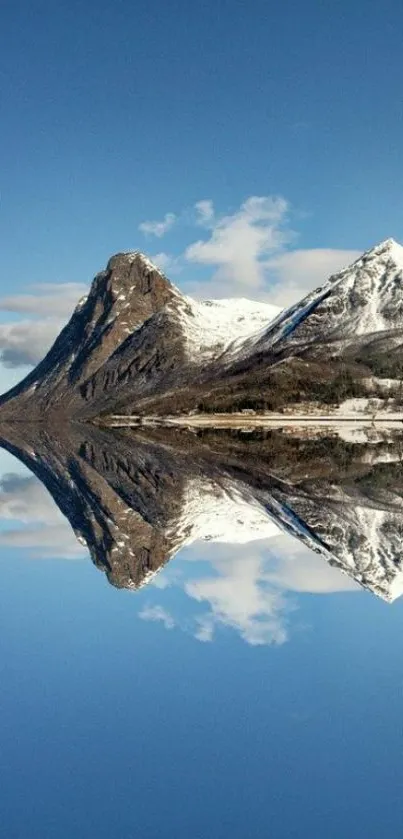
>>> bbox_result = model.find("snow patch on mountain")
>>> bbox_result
[176,296,280,359]
[171,478,281,547]
[271,489,403,602]
[329,505,403,602]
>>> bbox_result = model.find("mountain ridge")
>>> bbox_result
[1,239,403,419]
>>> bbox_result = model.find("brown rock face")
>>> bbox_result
[0,252,178,419]
[0,422,188,589]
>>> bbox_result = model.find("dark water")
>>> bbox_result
[0,424,403,839]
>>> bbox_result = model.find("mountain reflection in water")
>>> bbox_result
[0,423,403,606]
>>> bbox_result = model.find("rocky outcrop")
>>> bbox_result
[0,253,178,418]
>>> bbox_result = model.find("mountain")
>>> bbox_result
[179,238,403,415]
[0,252,278,420]
[1,423,403,600]
[1,239,403,419]
[248,237,403,353]
[0,252,174,417]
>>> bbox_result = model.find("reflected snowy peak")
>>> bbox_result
[0,424,403,601]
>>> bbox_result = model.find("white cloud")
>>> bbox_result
[264,248,362,307]
[193,614,215,642]
[139,604,176,629]
[263,535,359,593]
[185,553,291,645]
[0,283,87,318]
[0,473,87,559]
[0,282,88,370]
[0,319,67,368]
[183,197,362,304]
[194,199,215,227]
[185,196,292,294]
[149,252,181,274]
[139,212,176,238]
[144,534,359,646]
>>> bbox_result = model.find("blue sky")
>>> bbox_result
[1,0,403,389]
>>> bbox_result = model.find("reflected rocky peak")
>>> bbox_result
[1,423,403,601]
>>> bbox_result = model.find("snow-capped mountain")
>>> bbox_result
[1,238,403,419]
[266,481,403,602]
[249,238,403,354]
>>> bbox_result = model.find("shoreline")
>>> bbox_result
[101,413,403,429]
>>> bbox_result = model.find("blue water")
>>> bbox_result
[1,531,403,839]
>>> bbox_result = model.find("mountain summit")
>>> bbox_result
[0,252,176,417]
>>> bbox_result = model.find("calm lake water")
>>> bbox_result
[0,427,403,839]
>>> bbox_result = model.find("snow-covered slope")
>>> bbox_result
[170,477,281,547]
[246,238,403,354]
[177,296,280,359]
[268,488,403,603]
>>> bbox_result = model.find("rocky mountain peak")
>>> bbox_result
[0,251,180,418]
[89,251,175,315]
[249,237,403,353]
[367,237,403,262]
[106,250,165,281]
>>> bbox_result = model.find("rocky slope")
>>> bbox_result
[0,253,176,417]
[1,423,403,600]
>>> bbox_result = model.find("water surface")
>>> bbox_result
[0,425,402,838]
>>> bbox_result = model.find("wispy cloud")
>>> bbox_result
[139,212,176,238]
[185,196,292,293]
[139,604,176,629]
[194,199,215,227]
[0,473,87,559]
[0,283,87,318]
[261,536,359,594]
[264,248,362,307]
[149,252,181,274]
[0,320,67,368]
[185,553,292,645]
[0,282,88,370]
